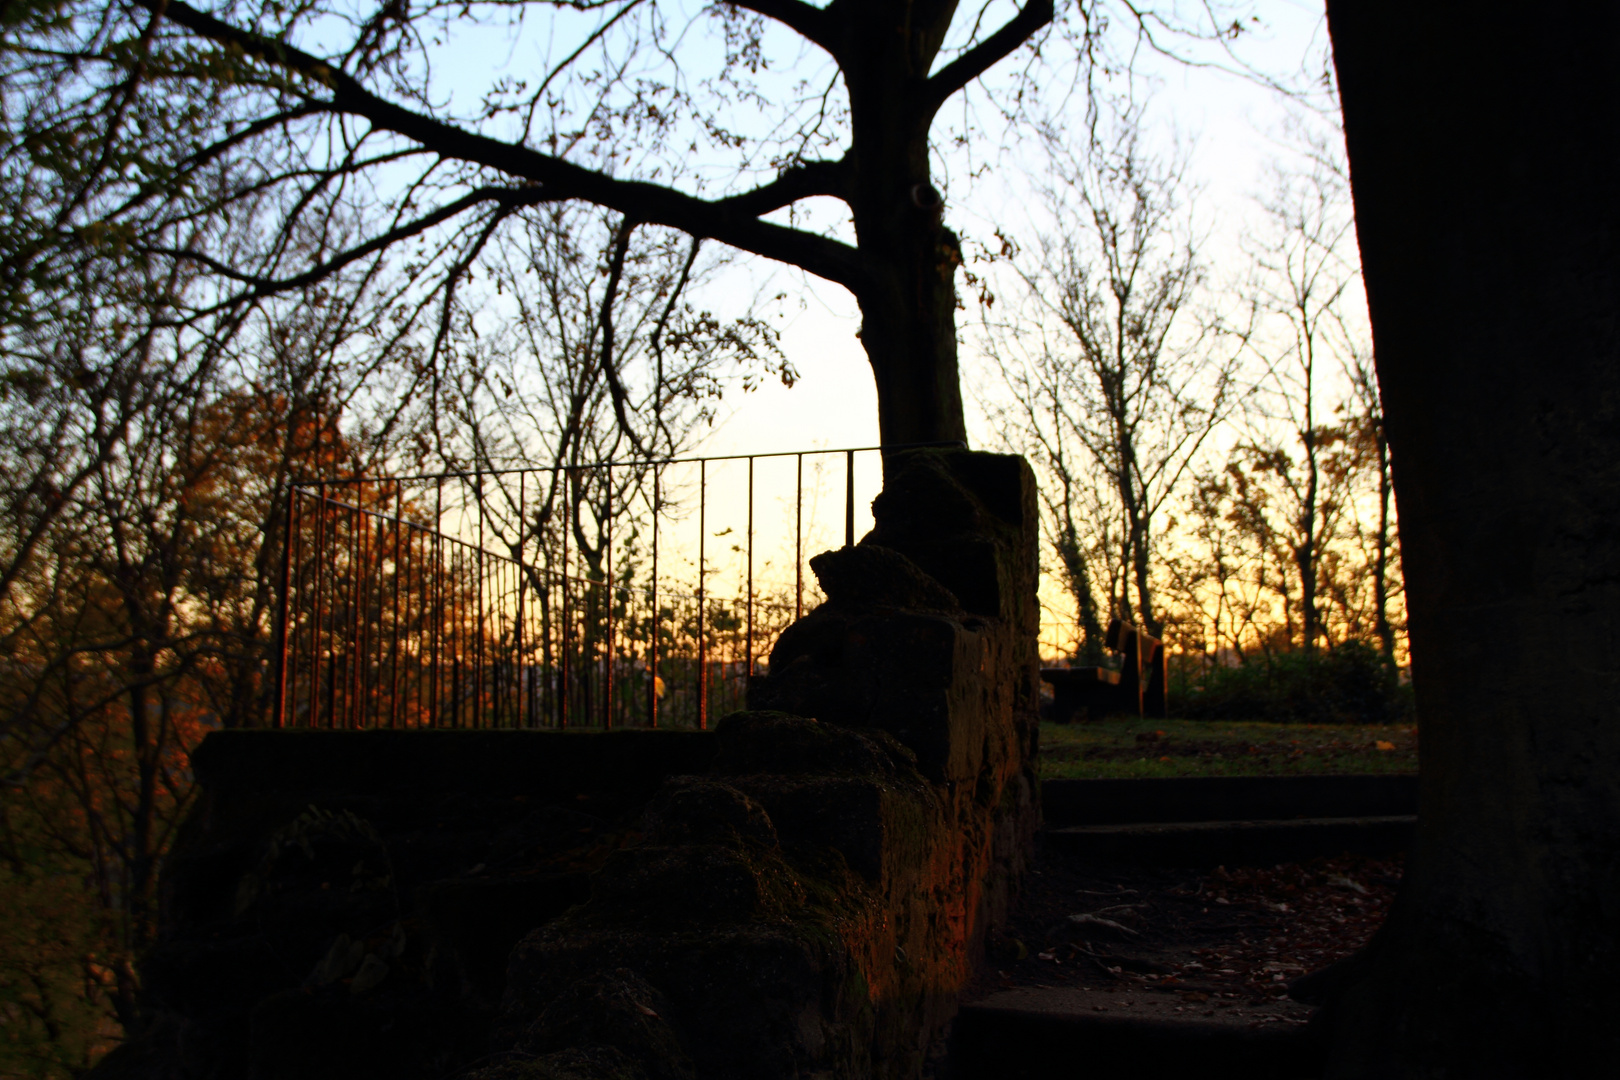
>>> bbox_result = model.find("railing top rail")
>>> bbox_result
[287,440,967,489]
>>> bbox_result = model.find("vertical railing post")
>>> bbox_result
[559,469,571,729]
[369,509,386,726]
[795,453,803,622]
[648,464,660,729]
[845,449,855,548]
[349,498,365,729]
[604,466,614,730]
[516,471,526,729]
[325,502,342,728]
[476,471,486,728]
[309,483,326,728]
[388,485,403,727]
[452,546,464,728]
[431,479,443,727]
[410,525,422,726]
[746,455,755,680]
[698,458,708,731]
[272,483,297,729]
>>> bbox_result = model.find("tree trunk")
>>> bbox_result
[1298,431,1320,653]
[856,271,967,447]
[1055,508,1105,664]
[1312,3,1620,1073]
[848,169,967,448]
[1131,511,1156,638]
[841,4,969,449]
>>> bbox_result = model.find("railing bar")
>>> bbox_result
[604,467,615,731]
[513,560,521,728]
[795,453,803,622]
[453,547,465,728]
[325,504,342,729]
[492,558,504,730]
[350,499,365,730]
[431,478,443,728]
[413,525,424,728]
[389,482,403,729]
[309,484,326,728]
[845,449,855,549]
[333,505,349,728]
[476,471,486,729]
[273,483,296,729]
[291,440,965,489]
[559,476,570,731]
[698,458,707,732]
[368,507,382,727]
[516,472,526,729]
[746,456,754,681]
[337,504,349,729]
[649,464,659,730]
[369,508,385,727]
[504,562,511,732]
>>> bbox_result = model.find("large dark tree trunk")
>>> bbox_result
[840,2,969,448]
[1313,4,1620,1073]
[856,264,967,447]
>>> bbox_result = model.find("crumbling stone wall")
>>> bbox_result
[92,730,719,1080]
[478,448,1040,1079]
[92,449,1038,1080]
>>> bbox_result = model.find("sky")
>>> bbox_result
[692,0,1345,460]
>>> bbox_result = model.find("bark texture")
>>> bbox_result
[1319,3,1620,1074]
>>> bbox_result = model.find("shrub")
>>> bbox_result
[1169,641,1414,725]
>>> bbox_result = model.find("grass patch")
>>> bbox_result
[1038,717,1418,780]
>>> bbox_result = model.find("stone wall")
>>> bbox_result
[481,448,1040,1079]
[94,729,720,1080]
[93,448,1038,1080]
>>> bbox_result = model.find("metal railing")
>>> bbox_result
[270,442,962,731]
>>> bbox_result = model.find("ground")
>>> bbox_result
[972,844,1402,1029]
[1039,719,1419,780]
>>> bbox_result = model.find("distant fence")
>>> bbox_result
[271,443,962,730]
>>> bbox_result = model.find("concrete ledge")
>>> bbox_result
[192,728,719,798]
[1044,815,1416,867]
[1042,774,1418,826]
[953,986,1322,1079]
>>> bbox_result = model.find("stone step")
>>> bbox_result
[1043,815,1416,867]
[952,985,1323,1079]
[1042,775,1418,827]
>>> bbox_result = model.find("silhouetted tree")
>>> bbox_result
[984,106,1234,647]
[0,0,1250,447]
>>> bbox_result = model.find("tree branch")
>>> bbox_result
[594,219,650,458]
[137,0,868,292]
[921,0,1054,115]
[726,0,838,55]
[717,158,850,216]
[145,184,549,303]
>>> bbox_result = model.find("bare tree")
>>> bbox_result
[1234,121,1363,652]
[438,207,788,695]
[982,107,1234,647]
